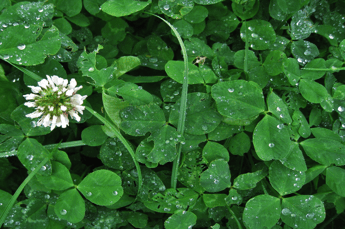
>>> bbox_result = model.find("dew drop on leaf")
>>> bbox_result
[113,191,118,195]
[306,213,315,219]
[17,44,26,50]
[228,88,234,93]
[60,209,67,215]
[338,106,344,112]
[281,208,291,215]
[269,143,275,148]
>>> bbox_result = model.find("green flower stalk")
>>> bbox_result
[23,75,87,130]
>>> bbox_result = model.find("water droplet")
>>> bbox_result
[149,57,158,63]
[113,191,118,195]
[304,50,311,55]
[228,88,234,93]
[276,107,281,111]
[232,196,237,200]
[87,192,92,196]
[60,209,67,215]
[251,33,258,38]
[338,106,344,112]
[41,165,46,171]
[163,5,170,10]
[88,67,95,72]
[281,208,291,215]
[269,143,275,148]
[306,213,315,219]
[277,124,284,129]
[26,155,34,160]
[3,55,9,60]
[16,57,21,61]
[165,140,170,144]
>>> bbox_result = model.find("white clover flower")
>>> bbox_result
[23,75,87,131]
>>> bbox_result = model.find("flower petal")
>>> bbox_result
[37,79,49,89]
[28,86,42,93]
[66,89,74,96]
[68,78,77,89]
[51,115,57,131]
[60,114,69,128]
[63,79,68,87]
[24,102,36,108]
[43,114,51,127]
[23,93,38,100]
[69,110,81,122]
[26,111,43,119]
[74,105,85,114]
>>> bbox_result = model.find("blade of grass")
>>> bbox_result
[0,140,86,158]
[144,13,189,189]
[0,142,62,227]
[85,106,143,192]
[0,58,43,82]
[244,21,249,75]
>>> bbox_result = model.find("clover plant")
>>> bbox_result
[0,0,345,228]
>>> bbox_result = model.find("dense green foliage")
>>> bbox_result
[0,0,345,228]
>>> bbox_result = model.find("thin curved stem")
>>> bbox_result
[0,140,86,158]
[0,158,49,227]
[85,106,142,192]
[44,140,86,150]
[302,67,345,72]
[244,21,249,75]
[226,205,243,229]
[144,13,189,189]
[0,57,43,82]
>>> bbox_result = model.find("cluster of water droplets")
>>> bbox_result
[161,79,182,102]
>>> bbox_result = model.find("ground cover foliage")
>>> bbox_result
[0,0,345,228]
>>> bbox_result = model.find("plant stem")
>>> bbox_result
[85,106,143,192]
[302,67,345,72]
[0,158,49,227]
[226,205,243,229]
[244,21,249,75]
[1,57,43,82]
[44,140,86,150]
[145,13,189,189]
[0,140,86,158]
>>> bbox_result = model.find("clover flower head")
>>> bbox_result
[24,75,87,131]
